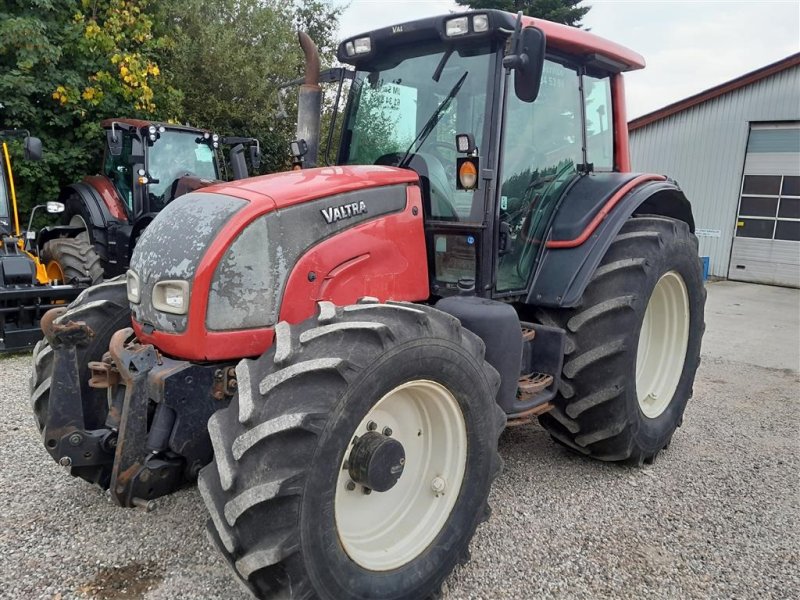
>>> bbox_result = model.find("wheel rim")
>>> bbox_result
[334,380,467,571]
[636,270,690,418]
[46,260,65,284]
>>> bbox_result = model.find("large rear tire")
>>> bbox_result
[30,276,131,487]
[537,216,705,464]
[41,233,103,285]
[200,300,505,599]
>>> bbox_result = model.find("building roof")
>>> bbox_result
[629,52,800,131]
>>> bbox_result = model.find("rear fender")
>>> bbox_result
[59,179,125,231]
[528,175,694,308]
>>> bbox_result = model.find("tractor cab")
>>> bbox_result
[102,120,226,217]
[52,120,262,279]
[335,10,644,297]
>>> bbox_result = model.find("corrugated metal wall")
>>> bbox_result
[629,65,800,277]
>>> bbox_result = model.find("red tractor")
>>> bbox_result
[43,119,260,282]
[32,11,704,599]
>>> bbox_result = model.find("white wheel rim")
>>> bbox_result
[334,380,467,571]
[636,271,690,418]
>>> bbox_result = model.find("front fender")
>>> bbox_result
[528,175,695,308]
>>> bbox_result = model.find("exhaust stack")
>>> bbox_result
[296,31,322,168]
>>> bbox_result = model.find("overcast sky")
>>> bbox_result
[338,0,800,119]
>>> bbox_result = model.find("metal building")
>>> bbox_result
[629,54,800,287]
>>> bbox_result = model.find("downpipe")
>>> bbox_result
[296,31,322,168]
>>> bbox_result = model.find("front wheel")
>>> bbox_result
[200,300,504,599]
[537,216,706,464]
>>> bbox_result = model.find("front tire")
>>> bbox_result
[30,277,131,486]
[537,216,705,464]
[200,300,504,599]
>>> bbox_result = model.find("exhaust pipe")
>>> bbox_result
[296,31,322,168]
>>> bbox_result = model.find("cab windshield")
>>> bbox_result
[147,131,219,211]
[340,42,495,222]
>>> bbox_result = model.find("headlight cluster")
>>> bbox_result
[444,14,489,37]
[344,36,371,57]
[127,270,190,315]
[147,124,166,142]
[203,131,221,148]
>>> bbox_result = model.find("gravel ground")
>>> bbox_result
[1,281,798,599]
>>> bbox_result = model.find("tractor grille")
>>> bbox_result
[129,192,245,333]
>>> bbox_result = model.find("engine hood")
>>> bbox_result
[130,165,422,360]
[202,165,420,210]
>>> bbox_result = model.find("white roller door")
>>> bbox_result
[729,123,800,287]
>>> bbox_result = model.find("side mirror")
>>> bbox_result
[46,201,65,214]
[106,129,123,156]
[249,144,262,170]
[23,136,43,161]
[504,26,546,103]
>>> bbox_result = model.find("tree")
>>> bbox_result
[0,0,178,215]
[161,0,344,174]
[457,0,590,27]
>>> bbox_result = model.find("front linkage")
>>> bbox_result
[38,308,235,508]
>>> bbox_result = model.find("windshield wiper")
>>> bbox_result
[399,71,468,168]
[432,48,453,83]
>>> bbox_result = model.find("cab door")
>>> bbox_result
[493,60,616,297]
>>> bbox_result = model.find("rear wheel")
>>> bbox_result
[200,300,504,599]
[30,277,131,486]
[65,196,113,274]
[41,234,103,285]
[537,216,705,464]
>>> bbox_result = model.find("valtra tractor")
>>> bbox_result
[0,130,84,352]
[32,11,705,599]
[49,119,261,280]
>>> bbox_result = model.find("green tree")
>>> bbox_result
[457,0,590,27]
[161,0,344,173]
[0,0,178,216]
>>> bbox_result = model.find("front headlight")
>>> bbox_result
[152,280,190,315]
[126,270,141,304]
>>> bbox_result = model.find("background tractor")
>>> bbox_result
[0,130,83,352]
[50,119,262,279]
[32,10,705,600]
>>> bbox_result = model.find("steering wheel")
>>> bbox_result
[420,141,454,169]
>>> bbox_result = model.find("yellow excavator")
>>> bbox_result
[0,130,83,352]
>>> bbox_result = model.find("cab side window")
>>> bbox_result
[584,75,613,171]
[103,133,133,209]
[496,60,582,292]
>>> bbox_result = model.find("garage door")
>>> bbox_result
[729,123,800,287]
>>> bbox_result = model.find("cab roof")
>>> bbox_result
[339,9,644,73]
[521,14,644,72]
[100,118,210,134]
